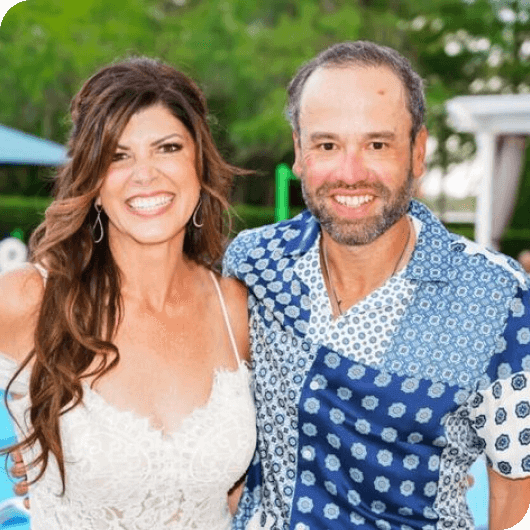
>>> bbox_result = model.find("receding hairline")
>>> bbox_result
[296,63,413,128]
[287,41,426,143]
[301,62,409,94]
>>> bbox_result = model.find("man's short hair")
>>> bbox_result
[286,41,425,142]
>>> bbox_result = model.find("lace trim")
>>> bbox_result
[82,363,252,440]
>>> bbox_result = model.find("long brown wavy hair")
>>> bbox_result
[4,57,247,493]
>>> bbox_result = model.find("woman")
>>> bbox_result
[0,57,256,528]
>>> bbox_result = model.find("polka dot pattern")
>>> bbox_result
[293,350,460,529]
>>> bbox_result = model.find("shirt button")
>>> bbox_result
[309,381,319,391]
[302,449,312,460]
[295,524,307,530]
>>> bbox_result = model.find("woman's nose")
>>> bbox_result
[131,160,157,185]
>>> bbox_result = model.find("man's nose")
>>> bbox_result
[340,149,369,183]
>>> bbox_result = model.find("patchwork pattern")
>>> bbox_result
[470,369,530,477]
[295,232,416,368]
[226,202,530,530]
[434,407,483,529]
[243,309,319,528]
[385,216,517,388]
[293,350,461,530]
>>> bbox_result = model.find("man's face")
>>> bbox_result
[293,65,427,246]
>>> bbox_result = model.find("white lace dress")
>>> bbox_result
[0,271,256,530]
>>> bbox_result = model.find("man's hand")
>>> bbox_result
[488,467,530,530]
[10,450,29,509]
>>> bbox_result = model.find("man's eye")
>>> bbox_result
[320,143,335,151]
[371,142,386,150]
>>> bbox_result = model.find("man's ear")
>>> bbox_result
[412,126,428,179]
[292,131,302,178]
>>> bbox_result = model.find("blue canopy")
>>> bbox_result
[0,124,67,166]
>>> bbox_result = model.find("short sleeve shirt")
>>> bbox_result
[224,201,530,530]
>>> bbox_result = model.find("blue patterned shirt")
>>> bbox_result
[224,201,530,530]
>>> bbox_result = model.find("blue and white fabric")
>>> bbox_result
[224,200,530,530]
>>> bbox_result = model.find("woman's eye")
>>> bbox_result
[111,152,127,162]
[160,143,182,153]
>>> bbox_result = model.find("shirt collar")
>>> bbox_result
[283,200,459,284]
[403,200,460,283]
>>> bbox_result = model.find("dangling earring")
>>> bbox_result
[93,203,104,243]
[192,198,203,228]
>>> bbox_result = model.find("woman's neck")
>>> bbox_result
[109,235,197,313]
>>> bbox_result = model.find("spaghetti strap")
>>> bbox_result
[209,271,242,366]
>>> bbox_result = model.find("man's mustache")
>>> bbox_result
[315,180,390,199]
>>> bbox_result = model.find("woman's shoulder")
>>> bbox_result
[0,264,44,362]
[212,271,250,363]
[217,274,248,305]
[0,264,45,316]
[217,274,248,324]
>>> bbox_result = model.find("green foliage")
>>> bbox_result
[1,0,530,229]
[0,0,363,202]
[0,0,363,161]
[499,228,530,258]
[385,0,530,171]
[229,204,276,235]
[508,142,530,229]
[0,195,51,240]
[229,203,303,234]
[446,223,475,240]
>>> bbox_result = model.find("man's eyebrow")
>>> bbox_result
[116,133,185,150]
[309,132,340,142]
[307,131,398,143]
[364,131,396,141]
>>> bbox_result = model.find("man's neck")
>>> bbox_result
[320,215,415,314]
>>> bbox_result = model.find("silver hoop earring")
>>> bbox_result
[93,203,104,243]
[192,198,203,228]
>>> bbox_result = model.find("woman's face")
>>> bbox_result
[97,103,201,249]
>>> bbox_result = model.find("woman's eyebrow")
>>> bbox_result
[116,133,186,150]
[152,133,185,146]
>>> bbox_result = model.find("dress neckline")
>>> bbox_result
[82,362,250,441]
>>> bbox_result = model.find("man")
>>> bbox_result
[224,41,530,530]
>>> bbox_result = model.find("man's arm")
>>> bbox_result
[488,467,530,530]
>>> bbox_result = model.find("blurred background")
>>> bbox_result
[0,0,530,253]
[2,0,530,527]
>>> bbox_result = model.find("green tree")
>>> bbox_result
[1,0,529,210]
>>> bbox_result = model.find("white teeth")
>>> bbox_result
[334,194,373,208]
[128,195,173,211]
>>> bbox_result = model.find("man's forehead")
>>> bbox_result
[298,65,410,132]
[302,65,406,105]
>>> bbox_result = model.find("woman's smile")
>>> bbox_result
[126,193,175,216]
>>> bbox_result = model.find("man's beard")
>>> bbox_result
[301,171,414,246]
